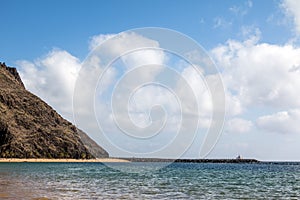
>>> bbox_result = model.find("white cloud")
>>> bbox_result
[89,34,116,50]
[257,109,300,134]
[74,32,205,156]
[282,0,300,35]
[226,118,253,134]
[122,49,165,69]
[17,49,81,121]
[94,32,161,59]
[211,33,300,110]
[209,35,300,156]
[213,17,232,29]
[240,26,261,41]
[128,85,180,128]
[180,66,212,117]
[229,0,253,17]
[225,92,243,116]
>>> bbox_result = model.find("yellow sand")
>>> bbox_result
[0,158,130,163]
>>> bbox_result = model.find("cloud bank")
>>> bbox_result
[15,1,300,159]
[257,109,300,134]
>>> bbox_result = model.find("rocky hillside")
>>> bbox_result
[0,62,109,158]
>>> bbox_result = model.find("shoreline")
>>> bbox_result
[0,158,299,164]
[0,158,260,163]
[0,158,130,163]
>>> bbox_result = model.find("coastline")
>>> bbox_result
[0,158,130,163]
[0,158,262,163]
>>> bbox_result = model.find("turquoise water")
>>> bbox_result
[0,162,299,199]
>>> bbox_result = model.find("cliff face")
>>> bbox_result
[0,62,109,158]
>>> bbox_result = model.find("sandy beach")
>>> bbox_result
[0,158,130,163]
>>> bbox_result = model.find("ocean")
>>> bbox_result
[0,162,299,199]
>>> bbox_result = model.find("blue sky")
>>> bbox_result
[0,0,294,63]
[2,0,300,160]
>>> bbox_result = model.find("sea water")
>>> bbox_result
[0,162,299,199]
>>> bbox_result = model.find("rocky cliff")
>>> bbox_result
[0,62,109,158]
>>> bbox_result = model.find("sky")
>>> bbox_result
[1,0,300,160]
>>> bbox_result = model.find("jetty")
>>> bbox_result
[119,157,260,163]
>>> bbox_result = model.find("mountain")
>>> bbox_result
[0,62,109,159]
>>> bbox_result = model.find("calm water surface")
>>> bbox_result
[0,162,299,199]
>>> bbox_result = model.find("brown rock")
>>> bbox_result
[0,62,109,159]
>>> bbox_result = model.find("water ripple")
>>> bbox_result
[0,162,299,199]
